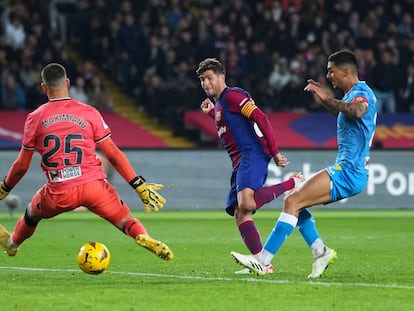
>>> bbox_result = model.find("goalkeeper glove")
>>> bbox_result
[130,176,166,212]
[0,179,11,200]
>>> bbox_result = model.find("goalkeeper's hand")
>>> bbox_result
[0,180,11,200]
[129,176,166,212]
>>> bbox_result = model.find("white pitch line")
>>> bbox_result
[1,266,413,290]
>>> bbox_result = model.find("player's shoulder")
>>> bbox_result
[66,99,103,117]
[224,87,251,104]
[69,98,97,108]
[30,99,100,119]
[350,81,375,99]
[227,86,250,96]
[354,81,374,93]
[27,101,51,118]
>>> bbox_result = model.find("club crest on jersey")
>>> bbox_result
[215,111,222,121]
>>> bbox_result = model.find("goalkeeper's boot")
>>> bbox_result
[308,246,337,278]
[286,172,305,196]
[231,251,270,276]
[235,263,275,275]
[0,225,18,256]
[136,234,174,260]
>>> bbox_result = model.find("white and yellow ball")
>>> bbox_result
[77,242,111,275]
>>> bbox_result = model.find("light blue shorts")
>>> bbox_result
[326,162,368,202]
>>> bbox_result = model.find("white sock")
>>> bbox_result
[8,236,19,250]
[311,238,325,258]
[255,249,273,266]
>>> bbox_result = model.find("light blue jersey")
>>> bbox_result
[327,81,377,201]
[336,81,377,174]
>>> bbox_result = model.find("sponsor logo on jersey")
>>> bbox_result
[217,126,227,137]
[48,166,82,182]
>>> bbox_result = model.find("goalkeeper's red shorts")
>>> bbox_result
[29,179,130,224]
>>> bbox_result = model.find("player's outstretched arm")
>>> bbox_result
[0,180,11,200]
[304,79,339,116]
[304,79,368,118]
[0,147,33,200]
[129,176,166,212]
[97,137,166,212]
[322,97,368,119]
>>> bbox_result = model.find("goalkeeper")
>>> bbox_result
[0,63,173,261]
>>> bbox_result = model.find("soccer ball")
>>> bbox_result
[77,242,111,275]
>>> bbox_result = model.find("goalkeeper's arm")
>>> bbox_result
[0,147,34,200]
[97,137,166,212]
[0,179,12,200]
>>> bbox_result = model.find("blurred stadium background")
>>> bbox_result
[0,0,413,211]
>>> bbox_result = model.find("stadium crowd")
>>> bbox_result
[1,0,414,134]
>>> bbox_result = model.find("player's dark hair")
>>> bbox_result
[41,63,67,89]
[328,50,359,73]
[196,58,225,76]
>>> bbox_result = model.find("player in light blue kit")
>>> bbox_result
[232,50,377,278]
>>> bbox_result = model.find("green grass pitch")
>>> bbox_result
[0,209,413,311]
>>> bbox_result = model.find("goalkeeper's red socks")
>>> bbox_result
[123,218,147,238]
[254,178,294,209]
[11,215,37,245]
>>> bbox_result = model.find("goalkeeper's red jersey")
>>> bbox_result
[22,97,110,190]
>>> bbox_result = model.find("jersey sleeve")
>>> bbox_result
[225,90,250,113]
[91,111,111,143]
[226,89,280,156]
[22,112,37,150]
[351,93,369,109]
[249,108,279,156]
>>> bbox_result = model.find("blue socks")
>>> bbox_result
[263,212,298,255]
[297,208,320,247]
[260,209,322,266]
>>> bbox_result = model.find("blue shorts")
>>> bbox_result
[225,154,270,216]
[326,162,368,202]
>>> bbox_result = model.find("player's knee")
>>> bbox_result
[234,207,254,224]
[24,209,40,227]
[237,201,256,213]
[283,195,302,215]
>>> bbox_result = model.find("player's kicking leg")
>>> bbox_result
[285,172,305,195]
[231,251,273,276]
[233,172,305,275]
